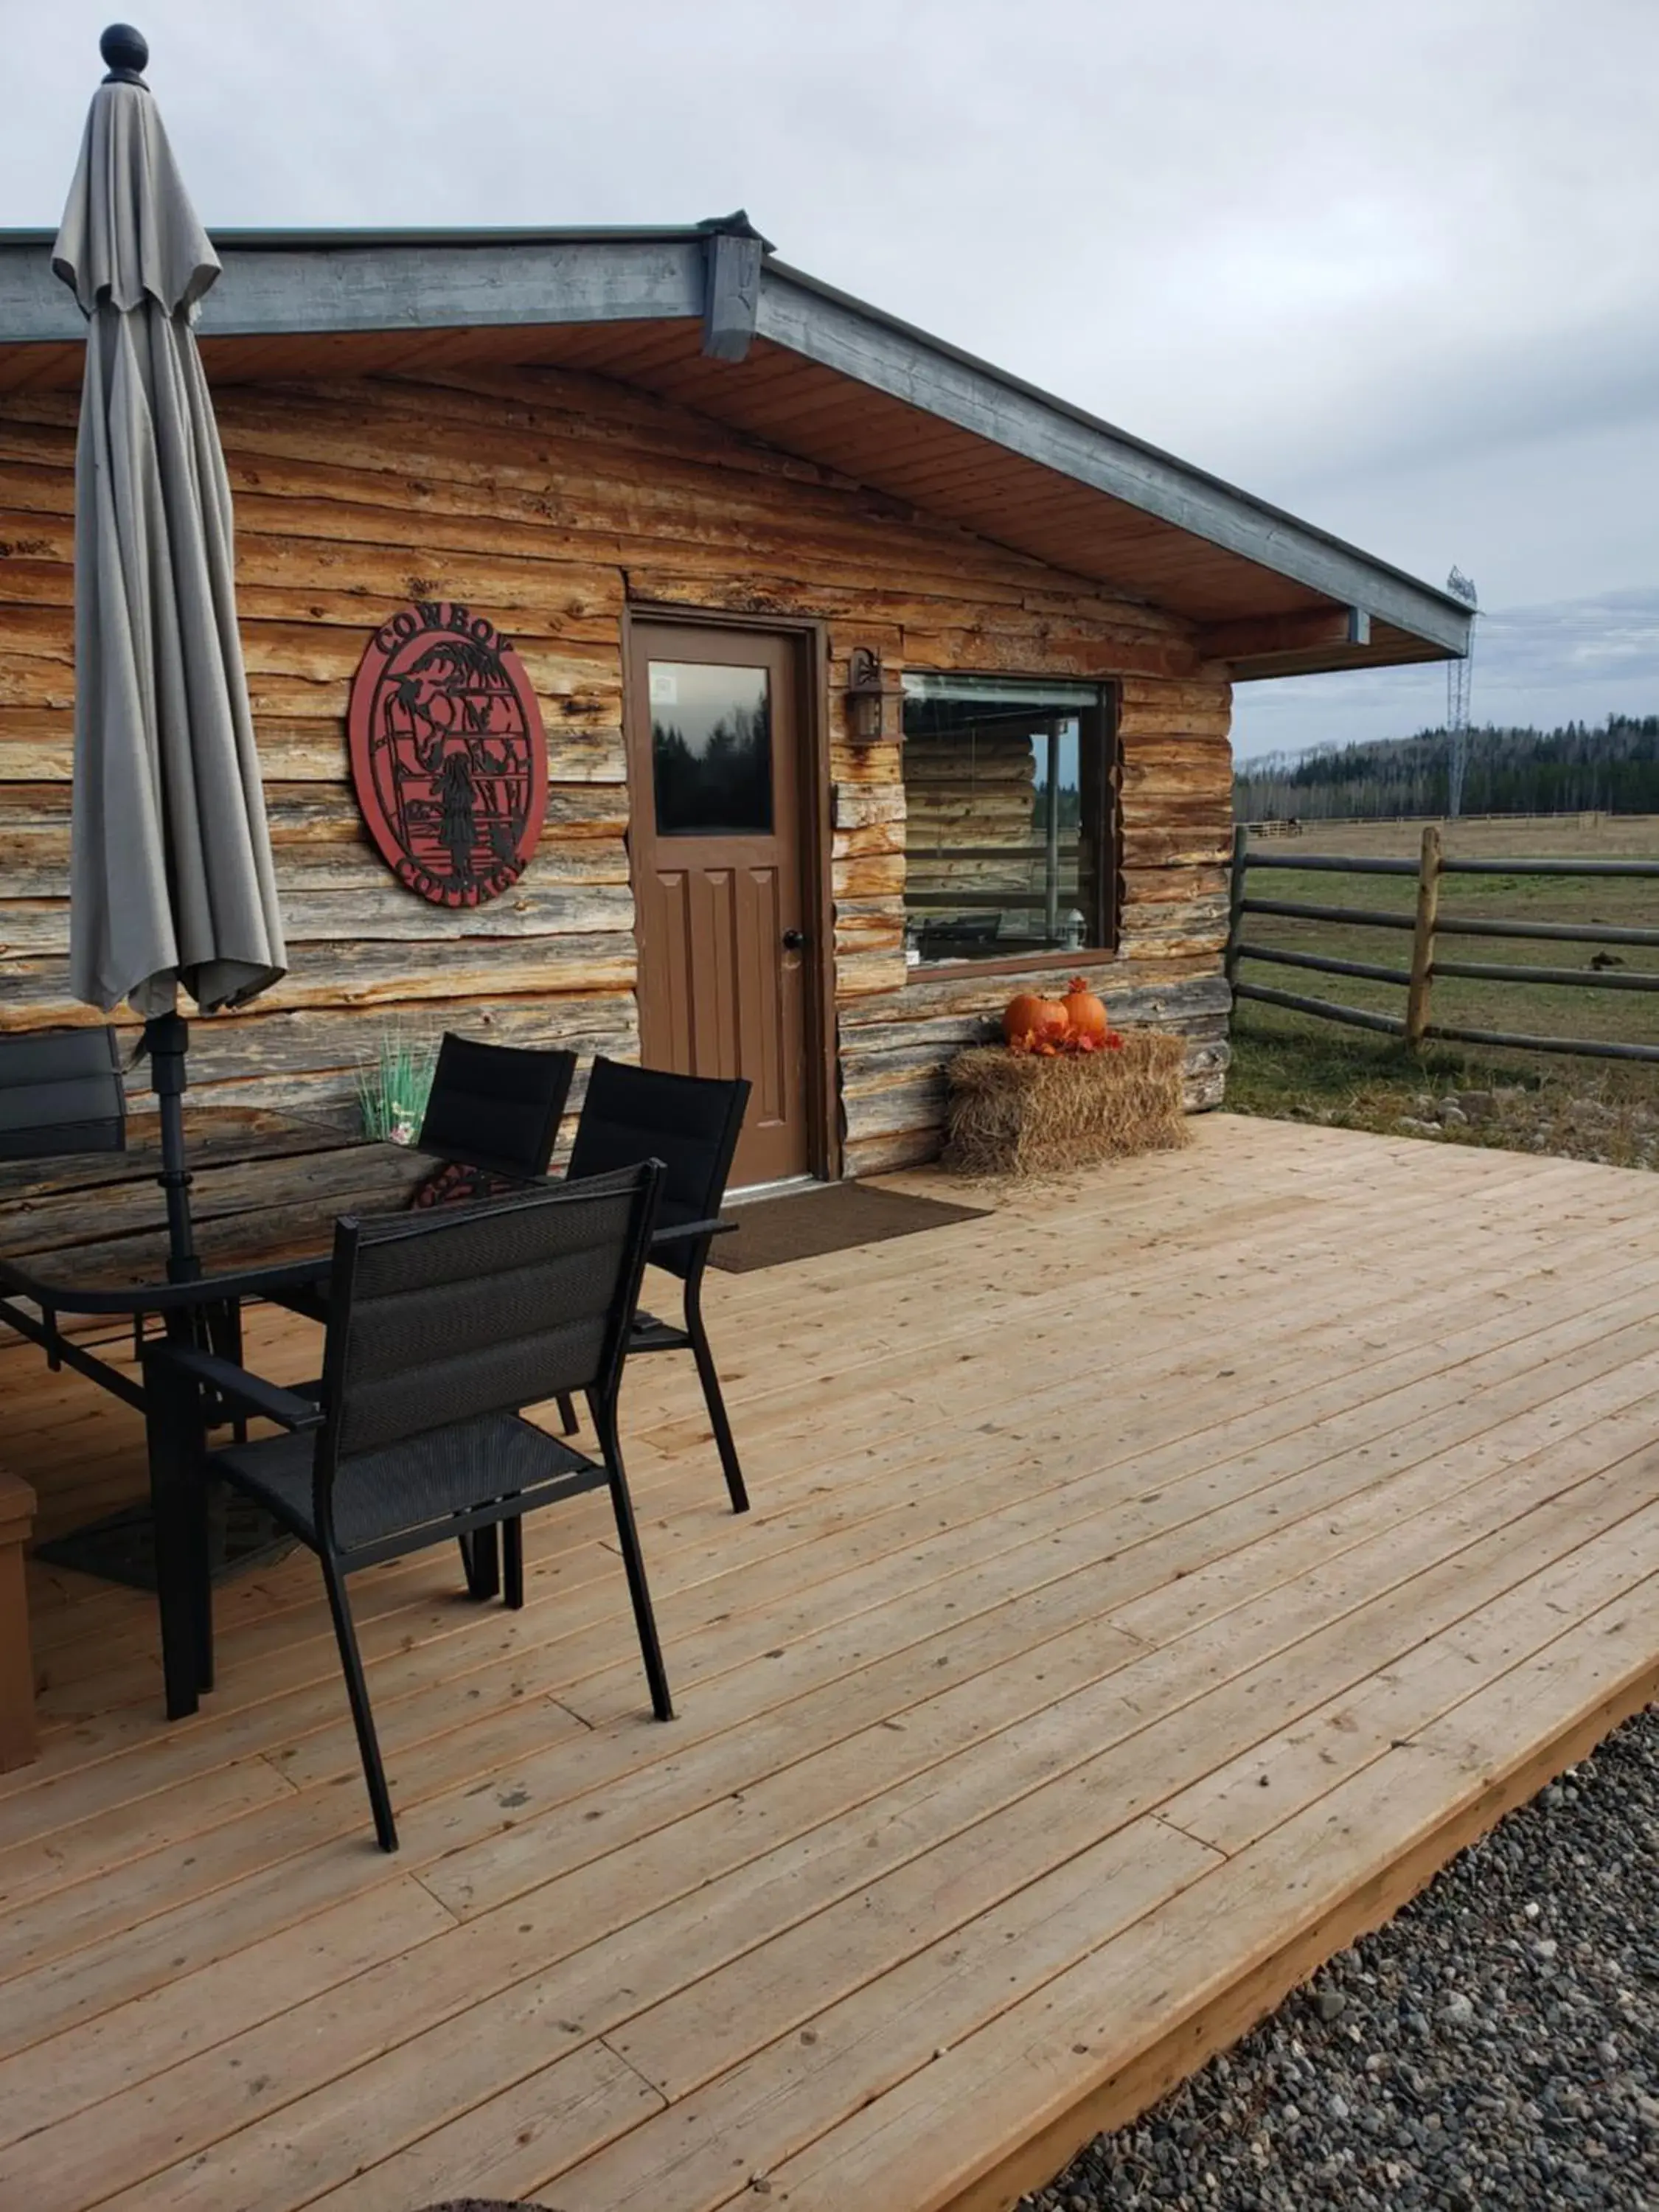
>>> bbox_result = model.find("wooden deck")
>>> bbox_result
[1,1113,1655,2212]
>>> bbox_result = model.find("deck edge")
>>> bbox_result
[941,1652,1659,2212]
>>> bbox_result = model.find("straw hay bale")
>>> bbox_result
[943,1029,1190,1178]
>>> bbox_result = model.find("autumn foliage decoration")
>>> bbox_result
[1001,979,1123,1057]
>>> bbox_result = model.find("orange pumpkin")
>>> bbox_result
[1061,975,1110,1046]
[1003,991,1070,1048]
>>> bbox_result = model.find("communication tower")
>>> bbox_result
[1444,567,1478,818]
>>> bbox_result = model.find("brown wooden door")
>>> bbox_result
[626,622,812,1189]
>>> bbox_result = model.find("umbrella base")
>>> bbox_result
[33,1489,297,1593]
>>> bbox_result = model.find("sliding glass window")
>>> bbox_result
[900,675,1118,969]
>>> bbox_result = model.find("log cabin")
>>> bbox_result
[0,219,1474,1188]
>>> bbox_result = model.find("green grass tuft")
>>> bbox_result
[1228,1000,1658,1171]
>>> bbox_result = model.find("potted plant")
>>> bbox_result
[355,1029,437,1146]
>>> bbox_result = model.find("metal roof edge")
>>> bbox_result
[0,223,717,249]
[0,229,709,347]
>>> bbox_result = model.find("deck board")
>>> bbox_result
[0,1115,1654,2212]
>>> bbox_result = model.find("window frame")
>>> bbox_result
[898,675,1122,983]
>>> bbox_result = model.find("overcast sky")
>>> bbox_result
[7,0,1657,758]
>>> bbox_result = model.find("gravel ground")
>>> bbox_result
[1391,1087,1659,1172]
[1025,1704,1659,2211]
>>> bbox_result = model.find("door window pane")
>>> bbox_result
[650,661,773,836]
[901,678,1113,965]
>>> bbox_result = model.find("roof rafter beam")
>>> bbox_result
[1197,606,1373,662]
[699,212,768,362]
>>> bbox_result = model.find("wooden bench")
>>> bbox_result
[0,1468,37,1770]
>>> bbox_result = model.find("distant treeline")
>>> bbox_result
[1234,715,1659,822]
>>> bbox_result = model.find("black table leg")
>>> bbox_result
[143,1328,214,1719]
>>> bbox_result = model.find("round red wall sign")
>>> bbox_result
[347,601,549,908]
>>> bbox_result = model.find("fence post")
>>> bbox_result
[1225,822,1250,989]
[1405,824,1442,1048]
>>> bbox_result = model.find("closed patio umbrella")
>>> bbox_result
[52,22,286,1279]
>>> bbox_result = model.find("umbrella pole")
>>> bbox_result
[145,1012,200,1284]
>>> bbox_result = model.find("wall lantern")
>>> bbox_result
[846,646,897,744]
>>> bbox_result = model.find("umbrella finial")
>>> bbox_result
[100,24,150,86]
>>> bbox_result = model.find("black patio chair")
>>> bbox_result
[0,1026,125,1161]
[0,1026,142,1364]
[558,1057,751,1514]
[417,1032,577,1181]
[415,1032,577,1599]
[276,1032,578,1598]
[142,1161,673,1852]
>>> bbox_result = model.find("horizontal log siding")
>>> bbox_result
[0,362,1231,1162]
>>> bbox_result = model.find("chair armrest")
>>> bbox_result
[142,1343,324,1430]
[650,1215,736,1250]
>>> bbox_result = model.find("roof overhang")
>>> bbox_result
[0,224,1472,678]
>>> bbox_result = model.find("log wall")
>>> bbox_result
[0,359,1233,1172]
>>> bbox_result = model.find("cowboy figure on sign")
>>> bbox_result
[349,602,550,909]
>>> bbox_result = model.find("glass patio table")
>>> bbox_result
[0,1105,718,1410]
[0,1107,442,1410]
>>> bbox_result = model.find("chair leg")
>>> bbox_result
[502,1514,524,1611]
[318,1546,397,1852]
[187,1465,215,1697]
[684,1273,748,1514]
[458,1526,500,1600]
[597,1410,673,1722]
[555,1392,579,1437]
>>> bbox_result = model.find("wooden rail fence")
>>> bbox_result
[1225,825,1659,1065]
[1237,811,1655,836]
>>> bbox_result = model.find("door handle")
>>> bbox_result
[781,928,807,951]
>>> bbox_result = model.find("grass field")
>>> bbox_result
[1228,813,1659,1169]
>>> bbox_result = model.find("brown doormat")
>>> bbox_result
[712,1181,990,1272]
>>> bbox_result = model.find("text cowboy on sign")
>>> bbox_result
[347,602,549,908]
